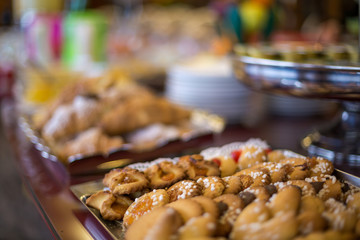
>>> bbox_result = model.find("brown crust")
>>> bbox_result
[177,155,220,180]
[123,189,169,228]
[167,180,202,202]
[144,161,186,189]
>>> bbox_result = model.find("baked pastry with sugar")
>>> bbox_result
[177,155,220,180]
[237,144,268,170]
[123,189,169,228]
[103,167,149,196]
[214,194,245,236]
[166,199,203,222]
[85,190,133,221]
[177,213,217,240]
[323,198,357,232]
[167,180,202,202]
[269,185,302,216]
[196,177,225,199]
[85,140,360,239]
[297,210,327,235]
[191,196,220,219]
[293,230,355,240]
[309,157,334,177]
[274,180,316,196]
[250,162,290,183]
[243,185,277,201]
[125,206,183,240]
[267,149,287,163]
[280,157,310,180]
[299,195,325,214]
[234,168,271,187]
[144,161,186,189]
[222,176,243,194]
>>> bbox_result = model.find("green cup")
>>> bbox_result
[62,11,108,68]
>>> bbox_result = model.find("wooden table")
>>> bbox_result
[2,98,359,240]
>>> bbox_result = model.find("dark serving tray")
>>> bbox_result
[19,110,225,175]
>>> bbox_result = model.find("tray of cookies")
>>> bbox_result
[71,138,360,240]
[18,70,225,175]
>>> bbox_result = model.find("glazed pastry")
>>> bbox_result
[191,196,220,219]
[323,198,357,232]
[214,194,245,236]
[299,195,325,214]
[347,192,360,214]
[167,180,202,202]
[123,189,170,228]
[267,149,287,163]
[318,178,342,201]
[85,190,133,221]
[309,157,334,177]
[234,169,271,187]
[275,180,316,196]
[305,175,342,201]
[124,206,183,240]
[250,162,289,183]
[232,197,298,240]
[269,185,301,216]
[167,199,203,222]
[213,156,237,177]
[234,174,254,189]
[178,213,217,240]
[233,200,271,227]
[103,167,149,196]
[231,211,298,240]
[196,177,225,199]
[177,155,220,180]
[243,185,277,201]
[297,211,327,235]
[237,144,268,170]
[86,140,360,239]
[222,176,244,194]
[293,230,355,240]
[100,194,133,221]
[144,161,186,189]
[280,157,310,180]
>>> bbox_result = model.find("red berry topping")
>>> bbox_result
[265,148,272,154]
[212,158,221,167]
[231,150,242,163]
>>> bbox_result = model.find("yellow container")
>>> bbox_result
[20,65,79,106]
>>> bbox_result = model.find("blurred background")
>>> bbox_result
[0,0,359,239]
[1,0,358,120]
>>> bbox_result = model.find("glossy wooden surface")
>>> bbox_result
[2,98,360,240]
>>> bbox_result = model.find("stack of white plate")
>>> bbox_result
[165,55,262,124]
[268,95,338,117]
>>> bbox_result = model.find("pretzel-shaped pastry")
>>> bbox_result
[196,176,225,199]
[125,206,183,240]
[177,155,220,179]
[123,189,169,228]
[144,161,186,189]
[85,190,133,221]
[103,167,149,196]
[167,180,202,202]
